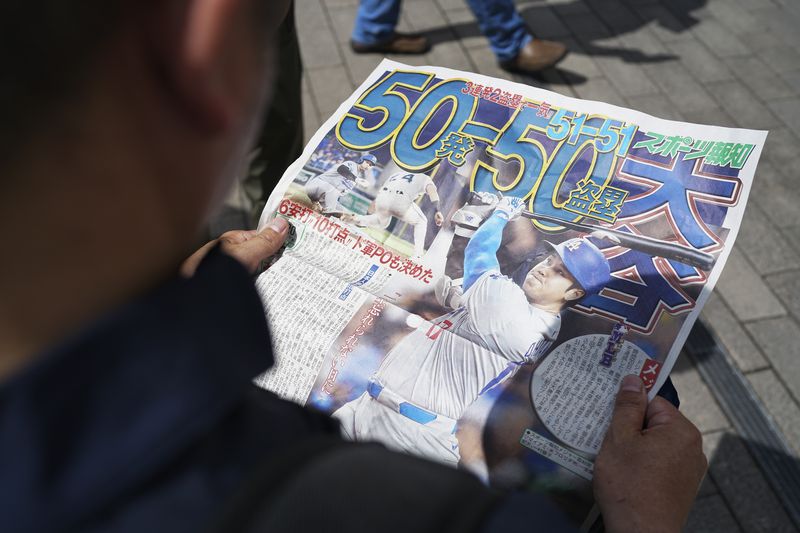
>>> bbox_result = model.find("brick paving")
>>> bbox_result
[293,0,800,529]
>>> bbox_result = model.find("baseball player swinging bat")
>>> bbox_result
[466,192,716,271]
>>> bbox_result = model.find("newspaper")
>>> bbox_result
[253,59,767,527]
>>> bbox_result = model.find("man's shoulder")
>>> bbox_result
[465,270,527,313]
[208,438,506,533]
[523,307,561,339]
[478,270,522,295]
[79,386,343,532]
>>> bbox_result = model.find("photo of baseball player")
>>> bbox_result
[342,170,444,258]
[303,152,376,214]
[332,196,611,467]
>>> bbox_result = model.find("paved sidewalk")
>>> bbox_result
[294,0,800,530]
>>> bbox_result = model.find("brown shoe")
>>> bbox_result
[350,32,431,55]
[500,38,567,73]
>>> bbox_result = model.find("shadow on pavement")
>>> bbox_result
[424,0,708,86]
[698,432,800,531]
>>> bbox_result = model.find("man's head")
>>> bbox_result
[0,2,120,166]
[358,153,378,171]
[2,0,290,233]
[0,0,291,375]
[521,238,610,312]
[522,253,584,309]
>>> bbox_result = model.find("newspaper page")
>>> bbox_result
[253,59,767,527]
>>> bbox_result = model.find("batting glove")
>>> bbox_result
[494,196,525,220]
[471,191,500,207]
[590,229,621,245]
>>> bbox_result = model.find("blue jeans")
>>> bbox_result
[352,0,532,61]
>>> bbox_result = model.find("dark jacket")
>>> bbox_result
[0,250,574,533]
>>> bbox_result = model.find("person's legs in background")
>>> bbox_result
[464,0,531,63]
[464,0,567,73]
[350,0,429,54]
[351,0,401,46]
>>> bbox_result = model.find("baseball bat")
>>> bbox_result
[521,210,716,271]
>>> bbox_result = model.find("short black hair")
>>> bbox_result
[0,1,127,166]
[0,1,284,171]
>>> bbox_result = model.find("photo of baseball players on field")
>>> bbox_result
[256,60,766,527]
[284,134,446,259]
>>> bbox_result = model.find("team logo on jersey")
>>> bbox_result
[524,338,552,363]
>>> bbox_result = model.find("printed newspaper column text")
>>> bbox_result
[254,256,371,404]
[531,334,653,455]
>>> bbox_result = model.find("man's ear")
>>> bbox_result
[564,287,585,302]
[145,0,269,134]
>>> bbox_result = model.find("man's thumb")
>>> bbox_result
[609,374,647,437]
[231,217,289,272]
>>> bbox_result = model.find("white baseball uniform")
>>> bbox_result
[351,171,433,257]
[333,269,560,466]
[304,161,367,212]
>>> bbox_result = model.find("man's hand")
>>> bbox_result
[181,217,290,277]
[594,375,707,533]
[493,196,525,220]
[434,211,444,226]
[469,191,500,207]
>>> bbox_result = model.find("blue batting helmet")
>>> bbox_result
[358,153,378,165]
[544,238,610,297]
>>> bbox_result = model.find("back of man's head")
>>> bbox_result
[0,0,289,378]
[0,2,125,168]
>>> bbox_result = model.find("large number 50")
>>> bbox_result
[336,71,434,150]
[392,79,477,170]
[470,108,617,232]
[469,106,550,203]
[337,71,476,170]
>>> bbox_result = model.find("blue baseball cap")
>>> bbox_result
[358,153,378,165]
[544,238,610,297]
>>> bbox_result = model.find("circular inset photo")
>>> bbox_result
[530,334,653,455]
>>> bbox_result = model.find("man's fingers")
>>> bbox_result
[644,397,707,477]
[180,240,218,277]
[644,396,681,429]
[608,375,648,438]
[254,218,289,252]
[231,217,289,272]
[182,231,255,278]
[218,230,257,245]
[217,217,289,273]
[182,220,289,278]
